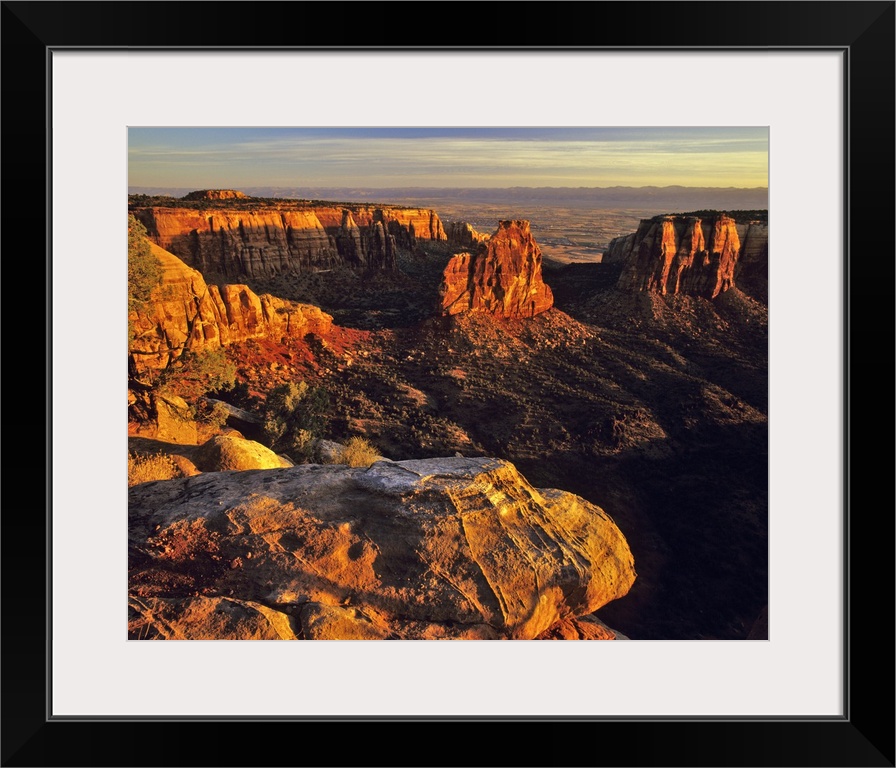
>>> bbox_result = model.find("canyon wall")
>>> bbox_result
[440,220,554,318]
[131,202,446,280]
[129,242,332,372]
[616,214,742,299]
[734,222,769,302]
[603,232,636,264]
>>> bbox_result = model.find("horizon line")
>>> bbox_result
[129,184,769,192]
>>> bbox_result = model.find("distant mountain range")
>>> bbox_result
[128,186,769,211]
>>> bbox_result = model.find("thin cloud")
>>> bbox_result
[128,127,768,188]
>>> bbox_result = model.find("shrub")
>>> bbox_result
[208,379,258,412]
[128,452,182,486]
[128,214,163,344]
[336,437,380,468]
[196,399,231,430]
[156,348,237,402]
[262,381,329,463]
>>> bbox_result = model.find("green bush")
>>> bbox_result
[156,348,237,402]
[196,399,231,430]
[336,437,380,468]
[128,214,163,343]
[262,381,329,462]
[208,379,258,412]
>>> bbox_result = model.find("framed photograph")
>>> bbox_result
[7,1,893,765]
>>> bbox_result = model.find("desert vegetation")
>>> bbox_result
[334,436,380,467]
[127,214,162,343]
[154,348,237,402]
[127,451,182,486]
[260,381,329,463]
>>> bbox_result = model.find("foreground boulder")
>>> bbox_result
[192,434,293,472]
[129,457,635,640]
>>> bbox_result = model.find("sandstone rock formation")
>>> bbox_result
[131,200,446,278]
[446,220,490,249]
[616,214,742,298]
[129,594,298,640]
[734,222,769,303]
[182,189,248,201]
[129,242,333,372]
[603,232,636,264]
[534,614,629,640]
[128,456,636,640]
[151,393,198,444]
[439,220,554,318]
[192,434,293,472]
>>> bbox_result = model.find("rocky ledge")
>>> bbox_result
[129,457,635,640]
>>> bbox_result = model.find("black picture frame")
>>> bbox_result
[4,2,893,766]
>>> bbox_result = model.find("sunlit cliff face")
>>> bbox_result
[131,202,447,279]
[617,214,741,298]
[440,220,554,318]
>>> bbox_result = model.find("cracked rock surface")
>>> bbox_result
[129,457,635,640]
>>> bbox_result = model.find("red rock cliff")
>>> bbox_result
[439,220,554,318]
[616,214,741,298]
[131,202,446,280]
[129,242,332,373]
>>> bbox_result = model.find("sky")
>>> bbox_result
[128,127,769,190]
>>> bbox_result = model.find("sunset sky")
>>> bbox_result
[128,127,769,190]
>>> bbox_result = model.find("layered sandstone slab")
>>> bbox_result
[128,457,636,640]
[132,202,446,278]
[439,220,554,318]
[129,242,332,371]
[616,214,742,298]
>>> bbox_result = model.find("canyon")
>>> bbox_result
[128,192,768,641]
[131,194,446,279]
